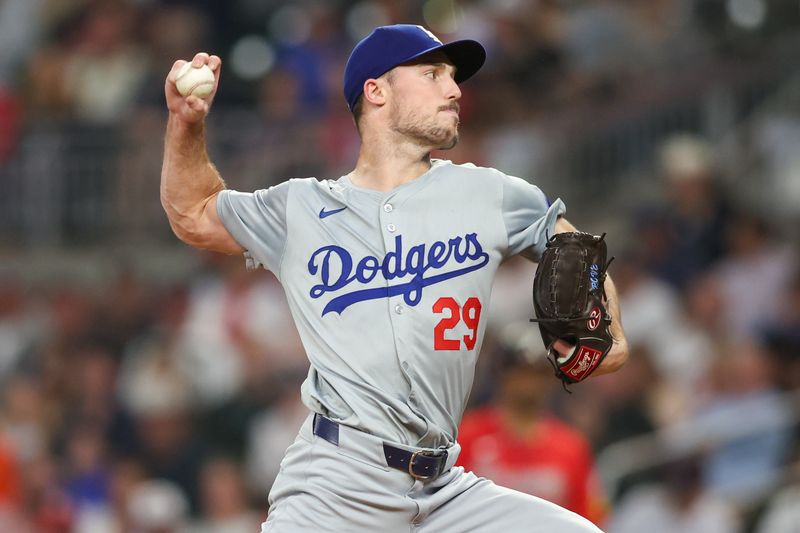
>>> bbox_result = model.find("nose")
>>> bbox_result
[444,76,461,101]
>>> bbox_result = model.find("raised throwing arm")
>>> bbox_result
[160,52,243,254]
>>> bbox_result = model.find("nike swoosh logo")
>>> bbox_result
[319,206,347,219]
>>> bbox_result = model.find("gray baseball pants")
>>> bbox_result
[261,413,603,532]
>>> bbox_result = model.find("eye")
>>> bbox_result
[424,70,437,79]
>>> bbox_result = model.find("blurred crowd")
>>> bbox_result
[1,0,799,245]
[1,0,800,532]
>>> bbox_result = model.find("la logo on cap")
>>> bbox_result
[416,25,442,44]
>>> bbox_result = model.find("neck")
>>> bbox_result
[350,127,435,192]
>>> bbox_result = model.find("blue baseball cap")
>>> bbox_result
[343,24,486,112]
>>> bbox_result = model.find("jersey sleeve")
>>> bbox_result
[215,180,291,276]
[500,173,566,261]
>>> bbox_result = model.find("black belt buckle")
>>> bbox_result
[408,449,448,480]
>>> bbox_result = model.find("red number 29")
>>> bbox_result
[433,297,483,351]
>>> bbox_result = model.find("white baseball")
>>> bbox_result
[175,63,215,98]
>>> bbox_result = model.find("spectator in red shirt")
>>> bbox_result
[458,353,607,526]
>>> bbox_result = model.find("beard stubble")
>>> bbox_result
[389,99,460,150]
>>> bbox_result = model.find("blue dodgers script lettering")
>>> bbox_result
[308,234,490,315]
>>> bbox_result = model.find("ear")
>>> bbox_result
[362,78,388,107]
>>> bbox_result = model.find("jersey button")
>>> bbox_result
[394,304,403,314]
[387,223,396,233]
[383,203,393,213]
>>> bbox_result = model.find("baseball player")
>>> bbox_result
[161,24,629,533]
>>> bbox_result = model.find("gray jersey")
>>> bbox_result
[217,159,564,448]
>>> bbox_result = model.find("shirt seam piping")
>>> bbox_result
[498,170,511,255]
[276,181,292,279]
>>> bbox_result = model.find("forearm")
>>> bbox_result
[594,273,629,375]
[160,115,225,246]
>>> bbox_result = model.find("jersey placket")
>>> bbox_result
[379,192,419,397]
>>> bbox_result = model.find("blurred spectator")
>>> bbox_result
[0,0,45,85]
[62,422,110,509]
[141,5,211,104]
[134,403,205,514]
[0,507,33,533]
[608,455,742,533]
[755,457,800,533]
[245,369,307,497]
[749,85,800,218]
[0,436,22,509]
[674,342,793,507]
[56,345,137,457]
[0,86,21,162]
[60,1,150,124]
[117,330,193,422]
[613,251,713,403]
[563,0,702,95]
[0,278,48,380]
[72,457,147,533]
[22,43,71,119]
[683,271,727,340]
[39,287,97,361]
[272,2,347,112]
[222,66,327,191]
[91,269,155,357]
[127,479,189,533]
[591,348,660,448]
[487,1,568,104]
[588,348,661,501]
[117,333,206,512]
[761,268,800,390]
[457,354,607,525]
[1,375,48,464]
[23,453,74,531]
[193,457,262,533]
[485,256,538,331]
[635,133,733,290]
[116,286,208,510]
[177,255,304,406]
[713,211,796,340]
[618,0,705,76]
[562,0,634,89]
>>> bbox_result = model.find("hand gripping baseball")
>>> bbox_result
[165,52,221,124]
[530,232,615,386]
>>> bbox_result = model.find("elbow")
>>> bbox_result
[165,214,204,248]
[161,196,209,249]
[168,219,206,249]
[160,192,243,255]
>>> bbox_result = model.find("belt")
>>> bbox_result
[312,414,450,481]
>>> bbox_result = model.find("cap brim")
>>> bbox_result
[401,39,486,84]
[441,40,486,83]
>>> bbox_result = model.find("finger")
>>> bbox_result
[552,339,576,360]
[167,60,188,83]
[186,95,208,113]
[192,52,210,67]
[208,56,221,94]
[208,55,222,72]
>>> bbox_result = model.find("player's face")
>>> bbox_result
[385,53,462,150]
